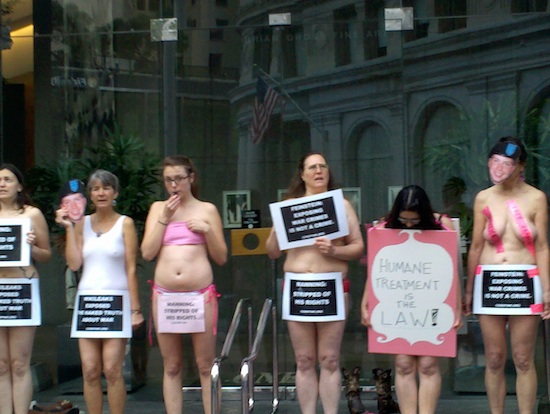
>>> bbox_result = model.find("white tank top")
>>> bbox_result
[78,215,129,291]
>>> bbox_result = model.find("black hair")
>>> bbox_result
[385,185,443,230]
[0,163,32,212]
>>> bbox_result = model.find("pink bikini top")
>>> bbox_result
[162,222,206,246]
[482,200,536,258]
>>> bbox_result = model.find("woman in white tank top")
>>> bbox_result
[56,170,144,414]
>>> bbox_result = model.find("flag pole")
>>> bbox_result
[254,65,328,140]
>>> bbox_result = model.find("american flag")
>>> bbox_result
[250,76,281,144]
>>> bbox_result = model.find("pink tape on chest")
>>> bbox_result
[483,206,504,253]
[507,200,536,258]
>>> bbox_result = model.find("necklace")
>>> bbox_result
[92,214,118,237]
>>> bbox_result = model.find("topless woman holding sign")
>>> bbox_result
[0,164,51,414]
[266,152,364,414]
[463,137,550,414]
[141,155,227,414]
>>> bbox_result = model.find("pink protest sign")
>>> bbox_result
[366,227,458,358]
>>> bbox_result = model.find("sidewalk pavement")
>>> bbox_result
[34,379,521,414]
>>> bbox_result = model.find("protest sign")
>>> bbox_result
[367,227,458,357]
[0,218,31,267]
[473,264,542,315]
[0,278,41,326]
[282,272,345,322]
[71,290,131,338]
[157,293,206,333]
[269,189,349,250]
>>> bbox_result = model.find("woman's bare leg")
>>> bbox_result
[317,319,345,414]
[10,326,35,414]
[417,356,441,414]
[395,354,418,414]
[102,338,128,414]
[478,314,508,414]
[191,295,217,414]
[79,338,104,414]
[288,321,319,414]
[509,315,539,414]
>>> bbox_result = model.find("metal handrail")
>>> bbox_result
[240,298,278,414]
[211,298,253,414]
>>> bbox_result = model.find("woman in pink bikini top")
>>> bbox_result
[161,221,206,245]
[464,136,550,414]
[141,155,227,414]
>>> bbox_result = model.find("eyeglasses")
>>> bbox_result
[398,217,420,225]
[163,175,189,185]
[306,163,329,172]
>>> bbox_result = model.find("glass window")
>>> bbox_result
[252,28,272,74]
[512,0,547,13]
[334,5,357,66]
[5,0,550,398]
[436,0,466,33]
[209,53,223,75]
[364,0,387,58]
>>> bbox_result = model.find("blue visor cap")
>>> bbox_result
[488,141,523,162]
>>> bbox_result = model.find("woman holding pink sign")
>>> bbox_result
[463,137,550,414]
[0,164,51,414]
[266,152,364,414]
[56,170,143,414]
[361,185,460,414]
[141,155,227,414]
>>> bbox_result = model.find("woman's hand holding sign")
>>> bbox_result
[315,237,334,256]
[26,228,36,246]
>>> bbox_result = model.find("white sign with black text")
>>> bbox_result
[282,272,345,322]
[269,189,349,250]
[71,290,131,338]
[473,264,542,315]
[0,278,41,326]
[0,218,31,267]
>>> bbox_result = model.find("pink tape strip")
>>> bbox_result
[527,268,539,278]
[483,206,504,253]
[507,200,536,258]
[530,304,543,314]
